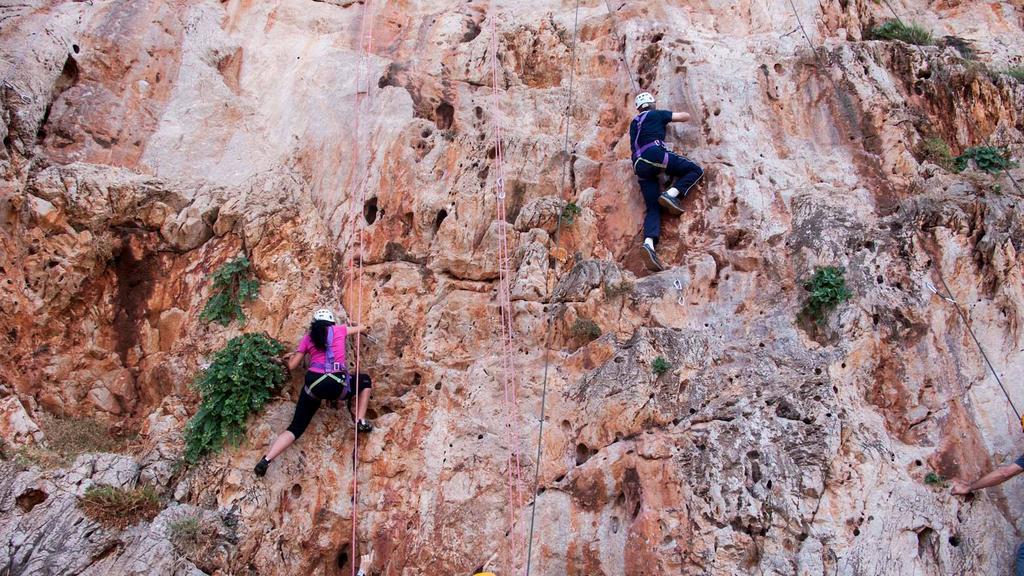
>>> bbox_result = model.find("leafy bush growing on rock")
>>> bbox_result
[1003,67,1024,82]
[183,333,287,463]
[79,484,161,530]
[869,20,933,46]
[200,256,260,326]
[570,317,601,343]
[801,266,852,324]
[652,356,671,376]
[561,202,582,226]
[953,146,1017,174]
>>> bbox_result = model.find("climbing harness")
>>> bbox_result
[631,110,668,170]
[305,327,351,399]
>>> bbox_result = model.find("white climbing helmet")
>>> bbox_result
[634,92,655,110]
[313,308,336,323]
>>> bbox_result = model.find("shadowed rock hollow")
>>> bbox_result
[1,0,1023,574]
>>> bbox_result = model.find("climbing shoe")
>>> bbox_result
[642,244,665,271]
[253,457,270,477]
[357,419,374,433]
[658,192,684,216]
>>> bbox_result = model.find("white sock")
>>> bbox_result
[644,237,655,250]
[665,187,680,198]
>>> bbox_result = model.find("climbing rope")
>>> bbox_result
[344,1,375,574]
[524,1,581,575]
[486,3,526,574]
[602,0,638,94]
[870,0,1022,427]
[931,265,1021,421]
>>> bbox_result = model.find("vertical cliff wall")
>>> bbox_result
[1,0,1023,574]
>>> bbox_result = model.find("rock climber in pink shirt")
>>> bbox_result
[254,308,372,477]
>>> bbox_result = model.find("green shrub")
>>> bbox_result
[79,484,161,530]
[924,471,947,487]
[200,256,260,326]
[570,317,601,342]
[953,146,1017,174]
[869,20,933,46]
[1002,67,1024,82]
[801,266,853,324]
[652,356,671,376]
[920,137,954,171]
[561,202,582,226]
[183,333,287,463]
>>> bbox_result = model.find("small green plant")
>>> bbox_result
[869,20,933,46]
[79,484,161,530]
[570,317,601,343]
[561,202,582,226]
[183,333,287,463]
[800,266,853,325]
[1002,67,1024,82]
[953,146,1017,174]
[652,356,671,376]
[924,471,947,487]
[920,137,954,171]
[603,279,635,299]
[200,256,260,326]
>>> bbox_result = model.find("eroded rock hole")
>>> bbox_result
[435,102,454,130]
[434,209,448,232]
[575,443,596,466]
[363,197,378,225]
[16,488,48,512]
[290,484,302,498]
[336,547,350,569]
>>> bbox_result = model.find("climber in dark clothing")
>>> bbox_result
[630,91,704,271]
[254,308,373,477]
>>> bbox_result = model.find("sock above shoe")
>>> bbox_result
[665,187,680,198]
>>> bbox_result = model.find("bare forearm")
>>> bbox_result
[286,352,304,371]
[969,465,1018,491]
[670,111,691,122]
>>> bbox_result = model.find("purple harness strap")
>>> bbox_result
[631,111,668,168]
[306,325,352,399]
[309,326,343,372]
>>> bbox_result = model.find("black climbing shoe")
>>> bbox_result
[357,420,374,433]
[642,244,665,272]
[254,457,270,477]
[658,193,684,216]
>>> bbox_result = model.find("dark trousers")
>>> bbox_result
[1016,542,1024,576]
[634,149,703,242]
[286,371,372,438]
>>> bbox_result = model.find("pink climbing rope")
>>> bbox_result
[344,1,374,574]
[487,3,526,573]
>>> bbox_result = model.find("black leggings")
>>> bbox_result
[286,371,373,438]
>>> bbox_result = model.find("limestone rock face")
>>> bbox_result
[1,0,1023,575]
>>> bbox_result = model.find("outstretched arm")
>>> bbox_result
[952,463,1024,495]
[286,352,304,372]
[348,324,370,335]
[670,111,691,122]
